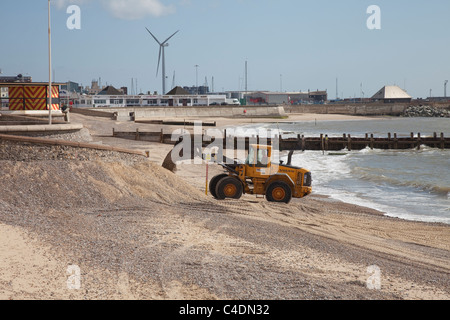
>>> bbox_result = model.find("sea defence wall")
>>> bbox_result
[283,104,408,116]
[72,103,450,120]
[90,105,287,121]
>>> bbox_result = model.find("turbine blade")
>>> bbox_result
[162,30,179,45]
[145,27,161,45]
[156,46,162,77]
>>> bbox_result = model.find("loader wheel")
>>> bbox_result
[209,174,228,199]
[266,182,292,204]
[215,177,243,200]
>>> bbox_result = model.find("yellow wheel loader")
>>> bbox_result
[210,145,312,203]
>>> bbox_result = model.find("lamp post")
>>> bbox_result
[195,65,199,95]
[48,0,52,124]
[445,80,448,98]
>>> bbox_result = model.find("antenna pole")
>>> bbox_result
[172,71,176,89]
[336,77,338,100]
[245,60,248,94]
[195,65,199,95]
[445,80,448,98]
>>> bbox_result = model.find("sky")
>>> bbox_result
[1,0,449,98]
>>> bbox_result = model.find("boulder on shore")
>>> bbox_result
[402,105,450,118]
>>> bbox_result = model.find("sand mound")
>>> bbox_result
[0,159,206,211]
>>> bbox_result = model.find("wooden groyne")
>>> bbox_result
[134,119,217,127]
[113,129,450,151]
[280,132,449,151]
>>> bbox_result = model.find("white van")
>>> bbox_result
[226,98,241,106]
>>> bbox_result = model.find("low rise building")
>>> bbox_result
[72,86,227,108]
[371,85,412,103]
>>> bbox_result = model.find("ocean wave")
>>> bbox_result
[352,167,450,196]
[289,152,352,183]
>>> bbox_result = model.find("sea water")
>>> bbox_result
[232,117,450,224]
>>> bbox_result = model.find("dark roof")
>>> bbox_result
[166,86,190,95]
[97,86,123,95]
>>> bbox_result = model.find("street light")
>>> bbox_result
[48,0,52,125]
[195,65,199,95]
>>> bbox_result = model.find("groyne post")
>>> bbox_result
[320,134,324,154]
[394,133,398,149]
[417,132,421,150]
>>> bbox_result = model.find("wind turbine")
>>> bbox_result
[145,28,179,95]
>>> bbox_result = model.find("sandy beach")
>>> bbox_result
[0,112,449,300]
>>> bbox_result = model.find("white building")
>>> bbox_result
[73,93,228,108]
[371,85,412,103]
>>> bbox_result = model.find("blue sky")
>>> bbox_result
[1,0,449,98]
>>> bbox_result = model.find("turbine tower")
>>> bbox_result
[145,27,179,95]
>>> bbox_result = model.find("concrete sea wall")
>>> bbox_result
[284,104,408,116]
[92,105,287,121]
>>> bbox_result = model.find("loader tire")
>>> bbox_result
[215,177,243,200]
[209,174,228,199]
[266,181,292,204]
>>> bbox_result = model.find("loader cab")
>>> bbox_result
[243,145,273,179]
[245,145,271,168]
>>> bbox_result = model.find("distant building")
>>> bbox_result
[61,81,82,94]
[425,96,450,103]
[120,87,128,95]
[308,90,328,103]
[73,89,227,108]
[245,90,327,105]
[87,80,103,95]
[0,74,32,83]
[183,85,210,95]
[371,85,412,103]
